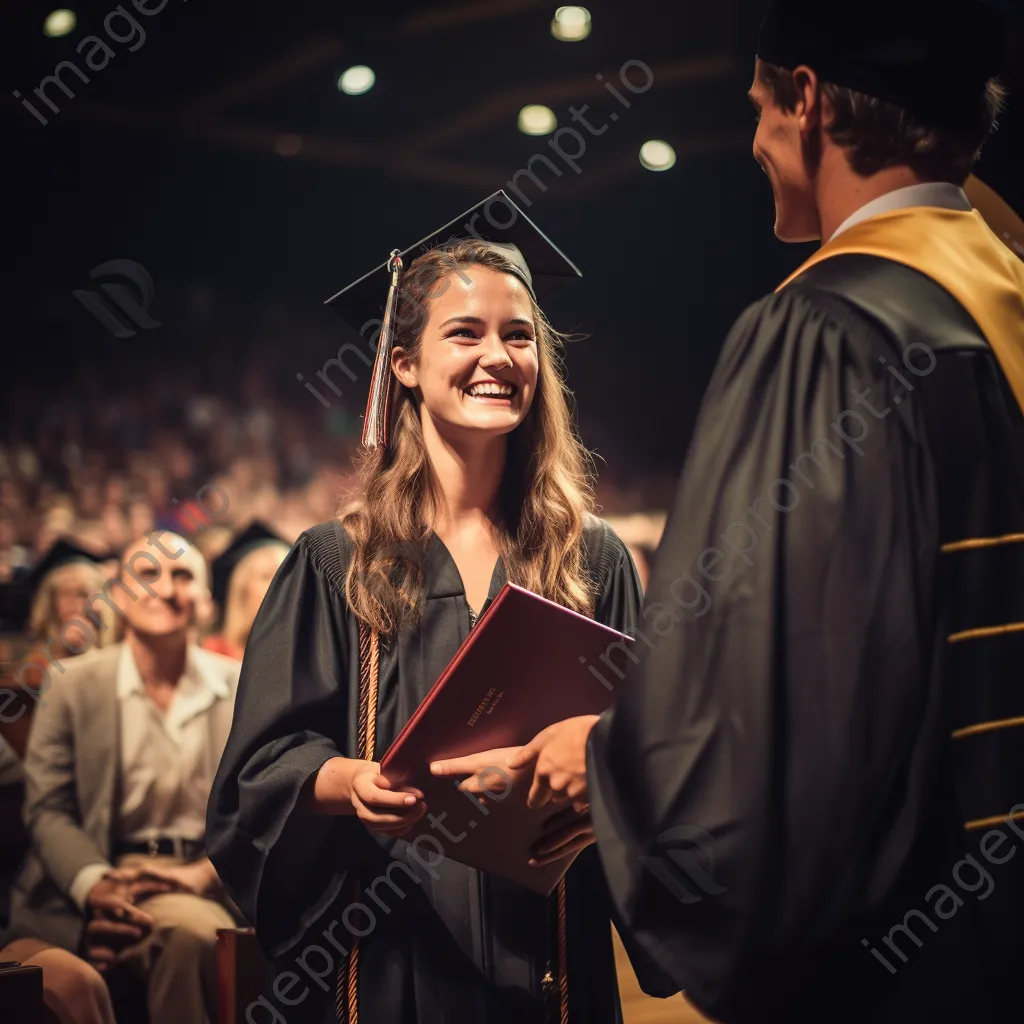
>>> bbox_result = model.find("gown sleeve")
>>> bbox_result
[586,287,941,1020]
[206,525,377,960]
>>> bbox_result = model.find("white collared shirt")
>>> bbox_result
[829,182,973,242]
[67,644,232,909]
[117,642,230,845]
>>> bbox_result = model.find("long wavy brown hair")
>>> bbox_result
[340,239,596,635]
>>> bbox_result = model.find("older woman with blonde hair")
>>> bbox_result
[17,541,115,689]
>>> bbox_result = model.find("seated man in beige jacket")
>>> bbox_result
[0,532,241,1024]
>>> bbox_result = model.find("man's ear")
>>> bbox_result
[391,346,418,389]
[792,65,821,135]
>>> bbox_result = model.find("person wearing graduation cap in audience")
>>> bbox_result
[202,522,290,661]
[14,539,117,690]
[477,2,1024,1022]
[206,193,644,1024]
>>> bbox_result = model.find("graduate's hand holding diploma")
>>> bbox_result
[309,756,427,838]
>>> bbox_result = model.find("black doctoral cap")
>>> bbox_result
[210,520,289,610]
[4,539,108,632]
[756,0,1007,129]
[324,190,581,449]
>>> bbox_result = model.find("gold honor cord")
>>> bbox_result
[557,880,569,1024]
[336,627,380,1024]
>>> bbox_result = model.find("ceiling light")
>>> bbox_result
[518,104,557,136]
[640,140,676,172]
[44,9,76,37]
[338,66,375,96]
[551,7,591,42]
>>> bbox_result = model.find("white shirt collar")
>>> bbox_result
[117,642,229,706]
[829,182,972,243]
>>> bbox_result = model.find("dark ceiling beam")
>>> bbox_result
[192,121,750,195]
[194,36,347,116]
[71,101,506,190]
[397,0,552,37]
[188,0,556,120]
[193,120,376,167]
[552,128,755,197]
[396,55,740,155]
[70,93,750,194]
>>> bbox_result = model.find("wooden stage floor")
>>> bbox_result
[614,929,711,1024]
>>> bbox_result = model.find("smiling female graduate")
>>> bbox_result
[205,192,643,1024]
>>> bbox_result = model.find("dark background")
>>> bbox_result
[5,0,1023,499]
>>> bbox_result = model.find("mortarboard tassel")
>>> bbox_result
[361,250,404,449]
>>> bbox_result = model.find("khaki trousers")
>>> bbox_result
[0,937,116,1024]
[113,853,236,1024]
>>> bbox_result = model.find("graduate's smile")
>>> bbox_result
[462,379,518,406]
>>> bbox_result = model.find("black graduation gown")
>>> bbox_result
[207,515,641,1024]
[588,254,1024,1024]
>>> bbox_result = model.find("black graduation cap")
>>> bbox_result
[210,521,289,611]
[0,540,107,633]
[324,190,582,449]
[757,0,1007,129]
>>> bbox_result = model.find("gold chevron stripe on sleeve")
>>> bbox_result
[952,715,1024,739]
[941,533,1024,553]
[947,622,1024,644]
[965,809,1024,831]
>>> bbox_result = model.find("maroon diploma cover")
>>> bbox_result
[379,582,632,895]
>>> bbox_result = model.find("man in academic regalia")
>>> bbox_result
[507,2,1024,1021]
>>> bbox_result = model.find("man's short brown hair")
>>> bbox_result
[758,60,1007,185]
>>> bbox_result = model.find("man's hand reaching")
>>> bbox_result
[507,715,600,809]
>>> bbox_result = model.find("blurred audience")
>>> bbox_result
[0,318,670,598]
[0,533,240,1024]
[0,510,30,584]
